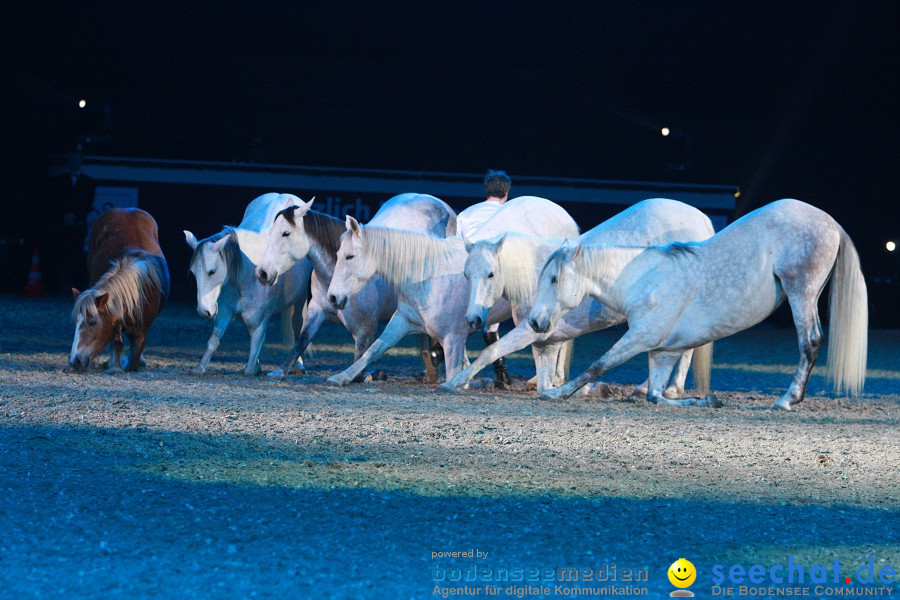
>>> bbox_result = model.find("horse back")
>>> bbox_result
[87,208,166,284]
[368,193,457,237]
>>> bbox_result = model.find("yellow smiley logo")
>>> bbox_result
[668,558,697,588]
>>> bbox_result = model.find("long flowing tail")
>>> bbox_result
[692,341,713,394]
[827,229,868,396]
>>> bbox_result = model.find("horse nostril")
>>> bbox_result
[259,269,268,282]
[329,294,338,307]
[469,316,483,330]
[529,319,541,332]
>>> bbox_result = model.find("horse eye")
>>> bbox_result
[208,270,216,277]
[488,272,495,279]
[86,318,97,327]
[281,231,290,237]
[550,276,558,284]
[464,272,469,280]
[345,254,355,260]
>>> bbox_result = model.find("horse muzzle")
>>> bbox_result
[529,317,549,334]
[329,293,348,310]
[69,354,91,372]
[256,266,277,286]
[466,314,484,331]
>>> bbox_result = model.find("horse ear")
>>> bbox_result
[571,242,583,262]
[94,292,109,312]
[346,215,362,237]
[294,197,315,218]
[211,236,230,253]
[493,233,508,251]
[71,288,81,300]
[461,233,473,253]
[184,230,198,249]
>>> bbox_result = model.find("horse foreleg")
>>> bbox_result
[539,329,654,401]
[108,328,125,373]
[441,323,537,392]
[270,302,327,379]
[327,312,415,386]
[193,305,235,374]
[243,320,267,376]
[441,334,471,382]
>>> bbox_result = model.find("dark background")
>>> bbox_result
[1,1,897,319]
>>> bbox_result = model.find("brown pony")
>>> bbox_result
[69,208,170,372]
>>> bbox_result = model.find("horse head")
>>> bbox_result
[463,236,506,331]
[69,288,116,371]
[256,197,315,286]
[326,215,372,310]
[529,241,585,333]
[185,230,231,318]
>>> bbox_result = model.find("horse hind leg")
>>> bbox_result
[124,332,146,373]
[774,285,824,410]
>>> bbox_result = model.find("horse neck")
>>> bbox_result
[364,229,464,287]
[576,245,650,310]
[90,255,160,325]
[306,243,336,284]
[302,211,344,282]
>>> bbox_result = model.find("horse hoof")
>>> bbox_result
[364,370,387,382]
[701,393,723,408]
[773,397,793,411]
[437,382,458,394]
[267,368,284,378]
[191,366,207,375]
[243,369,261,377]
[526,381,538,392]
[587,382,612,398]
[539,389,564,401]
[326,375,347,386]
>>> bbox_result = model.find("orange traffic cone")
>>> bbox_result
[24,249,44,297]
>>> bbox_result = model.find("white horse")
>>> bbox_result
[252,193,457,377]
[184,193,313,375]
[325,196,580,386]
[444,198,716,394]
[530,199,868,410]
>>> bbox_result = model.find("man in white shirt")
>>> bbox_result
[456,169,513,388]
[456,169,511,238]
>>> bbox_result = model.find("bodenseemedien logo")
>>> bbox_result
[668,558,697,597]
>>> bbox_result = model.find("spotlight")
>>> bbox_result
[887,241,896,252]
[661,127,670,137]
[78,99,87,108]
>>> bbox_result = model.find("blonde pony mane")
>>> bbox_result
[73,255,163,325]
[356,227,463,285]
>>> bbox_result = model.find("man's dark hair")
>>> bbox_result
[484,169,511,199]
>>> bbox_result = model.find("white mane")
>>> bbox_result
[358,228,463,285]
[492,234,555,305]
[73,255,163,325]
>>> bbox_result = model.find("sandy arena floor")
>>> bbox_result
[0,295,897,599]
